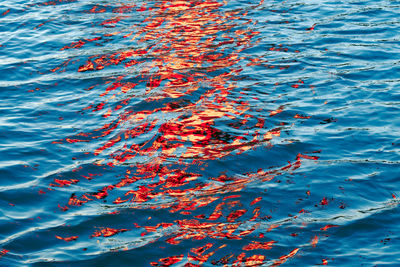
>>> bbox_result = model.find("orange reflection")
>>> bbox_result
[47,0,323,265]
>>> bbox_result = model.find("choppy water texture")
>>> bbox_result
[0,0,399,266]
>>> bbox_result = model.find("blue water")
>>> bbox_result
[0,0,399,266]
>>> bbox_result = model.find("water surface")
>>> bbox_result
[0,0,399,266]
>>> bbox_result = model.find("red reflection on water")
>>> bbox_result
[0,249,9,258]
[27,0,328,265]
[272,248,300,266]
[55,235,78,242]
[91,228,129,238]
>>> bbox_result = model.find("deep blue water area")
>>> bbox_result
[0,0,399,266]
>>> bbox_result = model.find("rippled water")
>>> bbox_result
[0,0,399,266]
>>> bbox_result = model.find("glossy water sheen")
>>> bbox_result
[0,0,399,266]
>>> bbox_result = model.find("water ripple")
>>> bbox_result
[0,0,399,266]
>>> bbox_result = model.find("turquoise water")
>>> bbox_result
[0,0,399,266]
